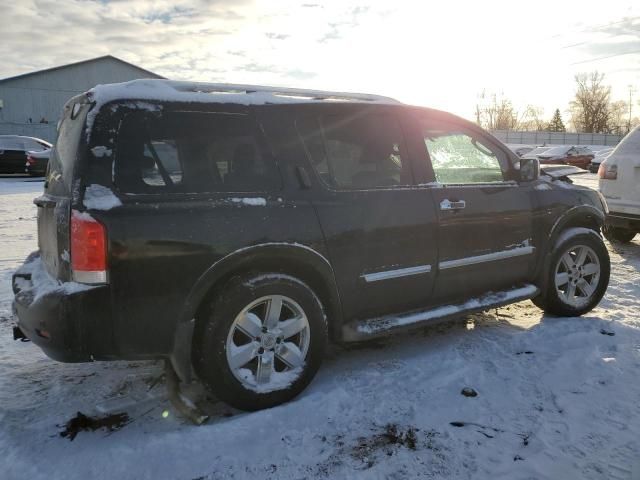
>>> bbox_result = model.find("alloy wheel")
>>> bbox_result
[225,295,311,392]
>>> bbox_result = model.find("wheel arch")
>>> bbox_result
[169,243,343,382]
[534,205,605,292]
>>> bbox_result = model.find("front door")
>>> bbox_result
[297,105,439,321]
[410,113,534,303]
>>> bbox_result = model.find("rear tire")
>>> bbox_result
[533,230,610,317]
[194,273,327,411]
[603,225,636,243]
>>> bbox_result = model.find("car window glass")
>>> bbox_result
[298,113,411,189]
[422,126,505,184]
[115,111,281,194]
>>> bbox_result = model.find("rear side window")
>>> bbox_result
[114,111,280,193]
[298,113,411,189]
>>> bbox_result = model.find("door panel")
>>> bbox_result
[408,111,535,304]
[314,189,438,320]
[428,184,533,302]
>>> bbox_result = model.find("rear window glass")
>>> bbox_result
[114,112,281,194]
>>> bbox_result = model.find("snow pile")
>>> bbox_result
[230,197,267,206]
[83,184,122,210]
[90,146,112,158]
[238,366,304,394]
[14,255,93,304]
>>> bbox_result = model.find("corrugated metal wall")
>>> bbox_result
[0,57,160,143]
[491,130,623,147]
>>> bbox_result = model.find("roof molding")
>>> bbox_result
[0,55,164,84]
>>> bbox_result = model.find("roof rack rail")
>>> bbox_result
[165,81,401,104]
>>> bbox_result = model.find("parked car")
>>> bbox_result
[25,148,51,176]
[13,80,610,412]
[521,146,553,160]
[598,126,640,243]
[536,145,594,170]
[507,145,536,158]
[0,135,51,174]
[589,147,614,173]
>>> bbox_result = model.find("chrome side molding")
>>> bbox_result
[362,264,432,283]
[439,246,534,270]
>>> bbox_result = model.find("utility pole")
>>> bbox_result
[628,85,636,134]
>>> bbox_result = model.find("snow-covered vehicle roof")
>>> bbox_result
[521,147,553,159]
[85,79,402,109]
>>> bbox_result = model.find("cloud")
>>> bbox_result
[0,0,638,121]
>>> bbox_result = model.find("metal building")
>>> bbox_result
[0,55,163,142]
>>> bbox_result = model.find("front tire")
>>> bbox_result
[603,225,636,244]
[533,230,610,316]
[194,273,327,411]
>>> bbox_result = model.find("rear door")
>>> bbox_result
[409,112,535,303]
[298,105,439,321]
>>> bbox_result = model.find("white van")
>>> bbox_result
[598,126,640,243]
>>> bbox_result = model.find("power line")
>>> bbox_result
[571,50,640,65]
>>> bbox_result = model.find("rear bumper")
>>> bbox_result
[12,252,113,362]
[606,211,640,231]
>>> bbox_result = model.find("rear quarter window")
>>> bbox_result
[114,111,281,194]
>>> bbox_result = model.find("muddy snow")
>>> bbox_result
[0,175,639,480]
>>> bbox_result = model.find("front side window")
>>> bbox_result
[298,112,411,189]
[115,111,280,193]
[422,125,506,184]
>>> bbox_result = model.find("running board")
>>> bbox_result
[342,284,539,341]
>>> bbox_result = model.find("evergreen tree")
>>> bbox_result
[548,108,566,132]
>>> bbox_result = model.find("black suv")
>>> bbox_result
[13,80,610,411]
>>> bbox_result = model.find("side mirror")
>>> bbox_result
[519,157,539,182]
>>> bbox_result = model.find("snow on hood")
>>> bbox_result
[540,165,589,179]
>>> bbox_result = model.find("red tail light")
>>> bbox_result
[26,155,35,165]
[597,162,617,180]
[71,210,108,284]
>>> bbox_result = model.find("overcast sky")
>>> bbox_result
[1,0,639,121]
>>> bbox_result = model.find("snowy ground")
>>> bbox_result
[1,174,639,480]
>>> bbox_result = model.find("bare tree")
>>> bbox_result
[569,71,615,133]
[475,91,518,130]
[518,106,547,131]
